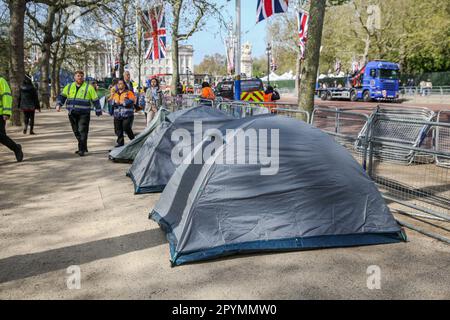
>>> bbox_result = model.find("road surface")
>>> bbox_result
[280,95,449,112]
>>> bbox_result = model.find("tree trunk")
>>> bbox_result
[171,36,180,95]
[117,3,128,79]
[119,33,126,78]
[54,33,67,99]
[8,0,27,126]
[51,42,59,102]
[39,7,56,109]
[298,0,326,114]
[170,1,182,96]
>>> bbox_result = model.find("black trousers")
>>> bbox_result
[68,112,90,152]
[23,111,35,131]
[0,116,20,153]
[114,116,135,146]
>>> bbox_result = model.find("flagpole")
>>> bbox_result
[234,0,241,101]
[136,0,142,89]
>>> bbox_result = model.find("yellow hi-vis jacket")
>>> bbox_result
[0,77,13,117]
[57,81,101,113]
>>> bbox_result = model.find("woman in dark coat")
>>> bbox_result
[18,75,40,134]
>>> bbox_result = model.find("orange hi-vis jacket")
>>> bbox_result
[111,89,136,118]
[201,87,215,100]
[112,89,136,105]
[263,92,277,113]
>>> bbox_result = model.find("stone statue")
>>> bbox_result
[242,42,252,58]
[241,42,253,78]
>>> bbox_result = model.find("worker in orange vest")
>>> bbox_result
[263,85,280,113]
[200,82,216,100]
[110,79,137,148]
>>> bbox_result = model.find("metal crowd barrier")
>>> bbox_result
[399,85,450,96]
[182,94,200,108]
[312,107,370,166]
[162,95,221,112]
[247,101,298,110]
[216,101,266,118]
[246,102,310,122]
[216,101,311,122]
[311,105,450,242]
[436,110,450,167]
[275,108,311,124]
[357,106,436,164]
[367,116,450,223]
[163,95,184,112]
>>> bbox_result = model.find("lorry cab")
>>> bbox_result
[353,60,400,101]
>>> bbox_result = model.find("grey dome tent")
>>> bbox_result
[109,108,170,162]
[150,115,406,266]
[127,105,234,194]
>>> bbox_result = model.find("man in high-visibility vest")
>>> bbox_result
[56,70,102,157]
[0,76,23,162]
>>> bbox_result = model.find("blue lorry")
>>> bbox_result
[316,60,401,102]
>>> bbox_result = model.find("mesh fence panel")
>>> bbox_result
[359,106,436,164]
[370,142,450,221]
[436,110,450,167]
[312,107,369,165]
[312,106,450,222]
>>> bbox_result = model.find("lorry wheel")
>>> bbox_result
[363,91,372,102]
[326,92,332,101]
[350,90,358,102]
[320,91,328,100]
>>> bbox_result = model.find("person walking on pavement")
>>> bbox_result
[176,81,183,95]
[18,75,40,135]
[123,71,135,94]
[56,70,102,157]
[145,78,164,125]
[124,71,139,111]
[110,78,136,148]
[0,76,23,162]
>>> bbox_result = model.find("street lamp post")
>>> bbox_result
[266,43,272,85]
[186,67,194,94]
[234,0,241,101]
[186,67,190,87]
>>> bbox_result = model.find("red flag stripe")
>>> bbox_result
[264,0,273,17]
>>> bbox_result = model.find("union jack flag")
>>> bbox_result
[256,0,289,23]
[140,5,166,61]
[297,9,309,59]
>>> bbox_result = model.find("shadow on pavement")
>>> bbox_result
[0,228,166,284]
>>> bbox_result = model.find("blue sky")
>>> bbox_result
[185,0,270,64]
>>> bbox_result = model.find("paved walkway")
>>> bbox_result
[0,110,449,299]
